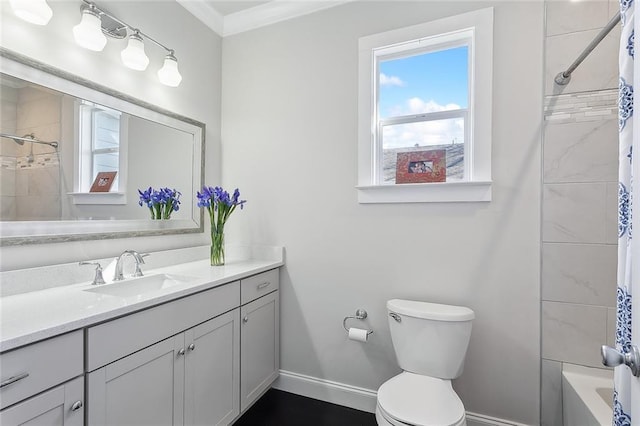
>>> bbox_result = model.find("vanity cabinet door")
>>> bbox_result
[184,308,240,426]
[87,334,185,426]
[240,290,280,412]
[0,376,84,426]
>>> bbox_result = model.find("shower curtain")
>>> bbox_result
[616,0,634,424]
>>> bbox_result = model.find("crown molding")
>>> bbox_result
[178,0,354,37]
[176,0,224,36]
[223,1,354,36]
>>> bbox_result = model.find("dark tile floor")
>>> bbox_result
[234,389,378,426]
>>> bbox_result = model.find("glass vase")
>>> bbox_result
[210,230,225,266]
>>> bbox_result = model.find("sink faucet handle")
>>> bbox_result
[132,253,149,277]
[79,261,106,285]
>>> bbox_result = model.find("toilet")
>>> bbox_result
[376,299,475,426]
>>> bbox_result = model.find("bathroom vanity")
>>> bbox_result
[0,249,281,426]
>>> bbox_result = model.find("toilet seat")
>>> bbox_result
[376,372,465,426]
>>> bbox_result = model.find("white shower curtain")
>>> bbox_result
[615,0,634,424]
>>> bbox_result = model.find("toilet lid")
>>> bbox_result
[377,372,465,426]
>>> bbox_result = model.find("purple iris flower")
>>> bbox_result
[138,186,182,219]
[196,186,246,233]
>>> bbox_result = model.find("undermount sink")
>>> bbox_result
[83,273,197,298]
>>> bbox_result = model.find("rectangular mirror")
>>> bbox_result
[0,48,204,245]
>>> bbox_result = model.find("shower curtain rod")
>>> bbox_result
[555,11,621,86]
[0,132,59,149]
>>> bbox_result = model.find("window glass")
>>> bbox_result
[377,45,469,184]
[79,102,121,191]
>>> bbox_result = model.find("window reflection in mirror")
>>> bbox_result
[0,50,203,244]
[0,72,198,224]
[79,101,122,192]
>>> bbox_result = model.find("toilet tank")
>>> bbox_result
[387,299,474,379]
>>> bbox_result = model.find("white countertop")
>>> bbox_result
[0,254,283,353]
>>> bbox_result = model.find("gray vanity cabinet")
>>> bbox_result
[0,377,84,426]
[86,281,241,426]
[87,309,240,426]
[0,330,84,426]
[87,335,185,426]
[184,309,240,426]
[240,270,280,412]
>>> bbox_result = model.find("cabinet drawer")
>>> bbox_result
[0,376,84,426]
[0,330,83,410]
[87,281,240,371]
[241,269,279,305]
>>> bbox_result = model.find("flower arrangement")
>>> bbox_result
[138,187,181,220]
[197,186,246,266]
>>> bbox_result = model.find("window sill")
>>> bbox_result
[356,181,492,203]
[68,192,127,205]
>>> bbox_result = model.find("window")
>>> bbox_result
[79,101,121,192]
[358,8,493,203]
[71,100,128,204]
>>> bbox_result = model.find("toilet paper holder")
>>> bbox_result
[343,309,373,336]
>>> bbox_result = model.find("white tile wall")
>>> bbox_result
[542,301,608,367]
[0,167,16,197]
[544,119,618,183]
[604,181,619,244]
[0,195,16,220]
[541,1,620,423]
[608,0,620,19]
[545,26,620,95]
[545,1,610,37]
[543,183,609,243]
[542,243,617,306]
[541,359,564,426]
[16,195,60,220]
[606,307,617,348]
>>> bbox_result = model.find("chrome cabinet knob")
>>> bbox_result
[188,343,195,351]
[177,348,185,356]
[70,400,83,412]
[601,345,640,377]
[243,316,249,323]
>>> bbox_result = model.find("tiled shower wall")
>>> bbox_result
[540,1,620,425]
[0,86,62,220]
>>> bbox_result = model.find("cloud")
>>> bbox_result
[379,73,405,87]
[382,97,465,149]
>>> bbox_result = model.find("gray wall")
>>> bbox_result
[0,0,221,270]
[222,2,543,424]
[540,1,620,425]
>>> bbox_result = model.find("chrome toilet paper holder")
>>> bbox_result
[343,309,373,336]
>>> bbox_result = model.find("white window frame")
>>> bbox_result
[71,100,128,205]
[357,7,493,203]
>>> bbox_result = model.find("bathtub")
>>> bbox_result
[562,363,613,426]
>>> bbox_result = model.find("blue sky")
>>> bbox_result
[378,45,468,149]
[378,46,468,118]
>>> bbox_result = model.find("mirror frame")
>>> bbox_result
[0,48,205,246]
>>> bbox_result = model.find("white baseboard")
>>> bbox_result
[273,369,378,413]
[273,370,533,426]
[465,412,532,426]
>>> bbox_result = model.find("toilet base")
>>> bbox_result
[375,402,467,426]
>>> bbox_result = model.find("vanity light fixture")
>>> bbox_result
[157,52,183,87]
[10,0,53,26]
[121,30,149,71]
[72,0,182,86]
[72,4,107,51]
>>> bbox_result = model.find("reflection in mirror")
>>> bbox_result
[0,49,204,245]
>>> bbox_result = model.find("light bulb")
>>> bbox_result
[121,31,149,71]
[72,7,106,52]
[157,52,182,87]
[10,0,53,25]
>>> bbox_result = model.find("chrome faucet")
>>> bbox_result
[79,261,106,285]
[113,250,147,281]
